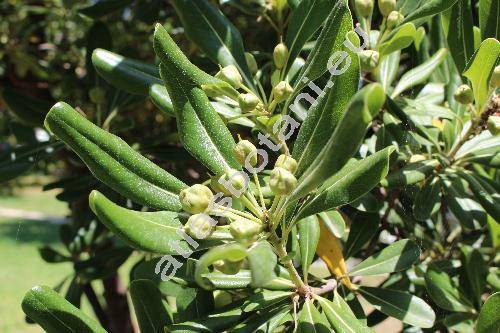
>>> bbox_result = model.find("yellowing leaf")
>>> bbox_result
[316,216,353,289]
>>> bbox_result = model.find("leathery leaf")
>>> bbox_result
[44,102,186,211]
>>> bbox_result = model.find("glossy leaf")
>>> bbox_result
[479,0,500,40]
[413,177,442,221]
[443,313,476,333]
[79,0,133,18]
[358,286,436,328]
[316,293,371,333]
[378,23,417,56]
[424,264,475,312]
[298,215,320,282]
[176,287,214,322]
[381,159,440,188]
[242,290,293,312]
[391,48,448,97]
[166,303,244,332]
[443,178,487,230]
[171,0,255,90]
[460,245,487,306]
[2,87,51,127]
[401,0,459,24]
[376,51,400,91]
[22,285,107,333]
[290,83,385,202]
[296,147,394,219]
[247,241,278,287]
[92,48,161,95]
[130,280,173,333]
[285,0,339,70]
[297,299,332,333]
[44,102,186,211]
[318,210,346,238]
[463,38,500,111]
[349,239,421,276]
[345,211,380,258]
[231,305,291,333]
[459,171,500,221]
[477,292,500,333]
[201,269,295,290]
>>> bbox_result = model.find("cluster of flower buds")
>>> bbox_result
[355,0,374,18]
[359,50,380,72]
[454,84,474,105]
[269,154,298,195]
[215,64,243,89]
[379,0,396,17]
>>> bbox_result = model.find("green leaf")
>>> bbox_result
[22,285,107,333]
[298,215,320,282]
[479,0,500,40]
[318,210,346,238]
[154,25,240,175]
[166,303,244,332]
[176,287,214,322]
[316,292,371,333]
[201,269,295,290]
[443,313,476,333]
[149,83,175,116]
[285,0,339,70]
[242,290,293,312]
[92,48,161,95]
[195,243,248,290]
[44,102,186,211]
[297,299,332,333]
[378,23,417,56]
[443,178,487,230]
[463,38,500,112]
[391,48,448,97]
[349,239,421,276]
[289,0,353,98]
[79,0,133,18]
[231,305,291,333]
[247,241,278,287]
[442,0,475,74]
[424,263,475,312]
[296,147,394,219]
[290,83,386,202]
[458,171,500,221]
[2,87,51,127]
[345,211,379,258]
[358,287,436,328]
[477,292,500,333]
[460,245,487,307]
[413,177,442,221]
[375,51,400,91]
[171,0,255,90]
[381,159,440,188]
[130,280,173,333]
[401,0,459,24]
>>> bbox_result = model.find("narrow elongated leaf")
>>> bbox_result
[130,280,173,333]
[22,285,107,333]
[296,147,394,219]
[444,313,476,333]
[345,211,380,258]
[44,102,186,211]
[381,159,440,188]
[378,23,417,56]
[247,241,278,287]
[477,292,500,333]
[166,303,244,332]
[297,299,332,333]
[79,0,133,18]
[459,171,500,221]
[376,51,400,91]
[242,290,293,312]
[92,48,161,95]
[154,25,240,174]
[149,83,175,116]
[171,0,255,90]
[479,0,500,40]
[424,264,475,312]
[463,38,500,112]
[413,177,442,221]
[442,0,474,73]
[202,270,295,290]
[391,48,448,97]
[318,210,346,238]
[358,287,435,328]
[316,293,371,333]
[176,287,214,322]
[298,215,320,282]
[285,0,338,70]
[460,246,487,307]
[2,88,51,127]
[349,239,421,276]
[443,178,487,230]
[401,0,459,24]
[290,83,385,202]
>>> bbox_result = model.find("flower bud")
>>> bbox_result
[454,84,474,105]
[269,167,297,195]
[89,87,106,104]
[184,213,216,239]
[379,0,396,17]
[409,154,426,163]
[359,50,380,72]
[245,52,258,75]
[179,184,214,214]
[273,81,293,102]
[219,169,248,197]
[487,115,500,136]
[491,66,500,88]
[213,259,243,275]
[215,65,242,89]
[355,0,374,18]
[229,218,263,240]
[214,290,233,308]
[275,154,298,174]
[386,11,404,29]
[238,93,260,112]
[234,140,258,167]
[273,43,289,69]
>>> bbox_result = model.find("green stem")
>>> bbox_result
[212,204,261,224]
[253,172,266,210]
[240,194,264,220]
